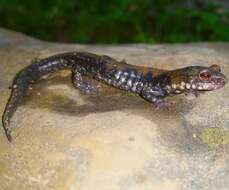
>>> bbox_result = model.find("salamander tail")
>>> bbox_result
[2,70,31,142]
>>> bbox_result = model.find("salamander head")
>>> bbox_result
[167,64,228,95]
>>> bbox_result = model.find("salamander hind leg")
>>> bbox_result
[71,70,101,94]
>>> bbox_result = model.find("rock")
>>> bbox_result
[0,28,228,190]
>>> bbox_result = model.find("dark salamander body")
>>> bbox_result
[2,52,228,141]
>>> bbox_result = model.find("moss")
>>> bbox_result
[200,128,229,148]
[126,92,138,97]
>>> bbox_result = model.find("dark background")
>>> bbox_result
[0,0,228,44]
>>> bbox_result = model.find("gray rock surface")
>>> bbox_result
[0,28,229,190]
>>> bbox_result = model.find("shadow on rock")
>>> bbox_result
[23,74,211,154]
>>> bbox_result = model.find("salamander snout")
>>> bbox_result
[191,65,228,91]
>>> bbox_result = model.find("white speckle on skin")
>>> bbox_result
[130,72,136,78]
[115,71,122,80]
[172,84,177,89]
[175,90,181,93]
[108,79,112,84]
[153,98,157,102]
[198,86,203,90]
[13,84,18,89]
[192,84,196,89]
[166,85,171,90]
[179,85,185,90]
[186,83,191,89]
[131,86,136,92]
[127,79,132,87]
[120,76,126,83]
[181,82,185,86]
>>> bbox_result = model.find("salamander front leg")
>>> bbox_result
[141,87,175,110]
[72,70,101,94]
[141,93,174,110]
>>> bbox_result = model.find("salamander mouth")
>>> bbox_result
[169,77,227,94]
[192,77,228,91]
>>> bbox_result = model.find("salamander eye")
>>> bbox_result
[199,70,211,81]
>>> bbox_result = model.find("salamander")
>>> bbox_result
[2,52,228,141]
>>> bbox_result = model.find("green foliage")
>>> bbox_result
[0,0,228,43]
